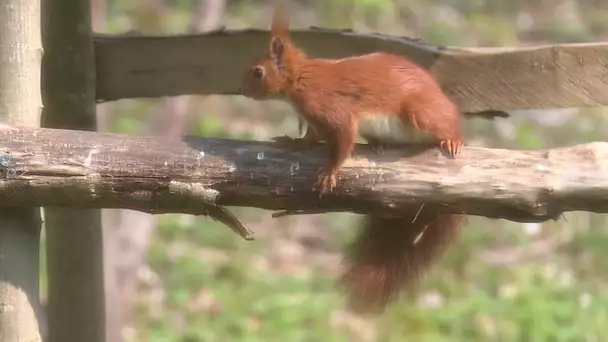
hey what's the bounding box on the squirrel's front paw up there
[313,168,337,198]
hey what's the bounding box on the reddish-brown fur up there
[342,209,464,312]
[240,7,483,313]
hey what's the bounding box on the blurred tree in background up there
[41,0,608,341]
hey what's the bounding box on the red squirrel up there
[240,8,499,313]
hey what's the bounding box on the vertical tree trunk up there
[0,0,44,341]
[41,0,105,341]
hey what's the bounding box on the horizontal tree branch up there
[94,28,608,112]
[0,124,607,227]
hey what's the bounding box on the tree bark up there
[0,0,44,341]
[0,124,606,224]
[41,0,105,341]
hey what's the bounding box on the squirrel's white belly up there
[358,114,432,143]
[294,111,433,143]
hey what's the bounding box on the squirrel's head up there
[240,5,304,100]
[240,57,286,100]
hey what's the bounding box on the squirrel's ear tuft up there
[268,2,305,72]
[270,2,290,38]
[269,36,285,68]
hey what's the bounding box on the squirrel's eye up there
[252,67,264,79]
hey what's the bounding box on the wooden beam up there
[41,0,105,341]
[94,28,608,112]
[0,0,44,341]
[0,124,607,226]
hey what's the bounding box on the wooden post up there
[41,0,106,341]
[0,0,44,341]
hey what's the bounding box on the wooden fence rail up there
[94,29,608,112]
[1,124,607,230]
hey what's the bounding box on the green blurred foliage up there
[74,0,608,341]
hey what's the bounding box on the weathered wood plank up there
[94,28,608,112]
[0,124,607,224]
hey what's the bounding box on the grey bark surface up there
[94,29,608,112]
[0,0,44,341]
[0,124,606,224]
[41,0,106,341]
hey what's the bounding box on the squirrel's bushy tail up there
[339,206,463,313]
